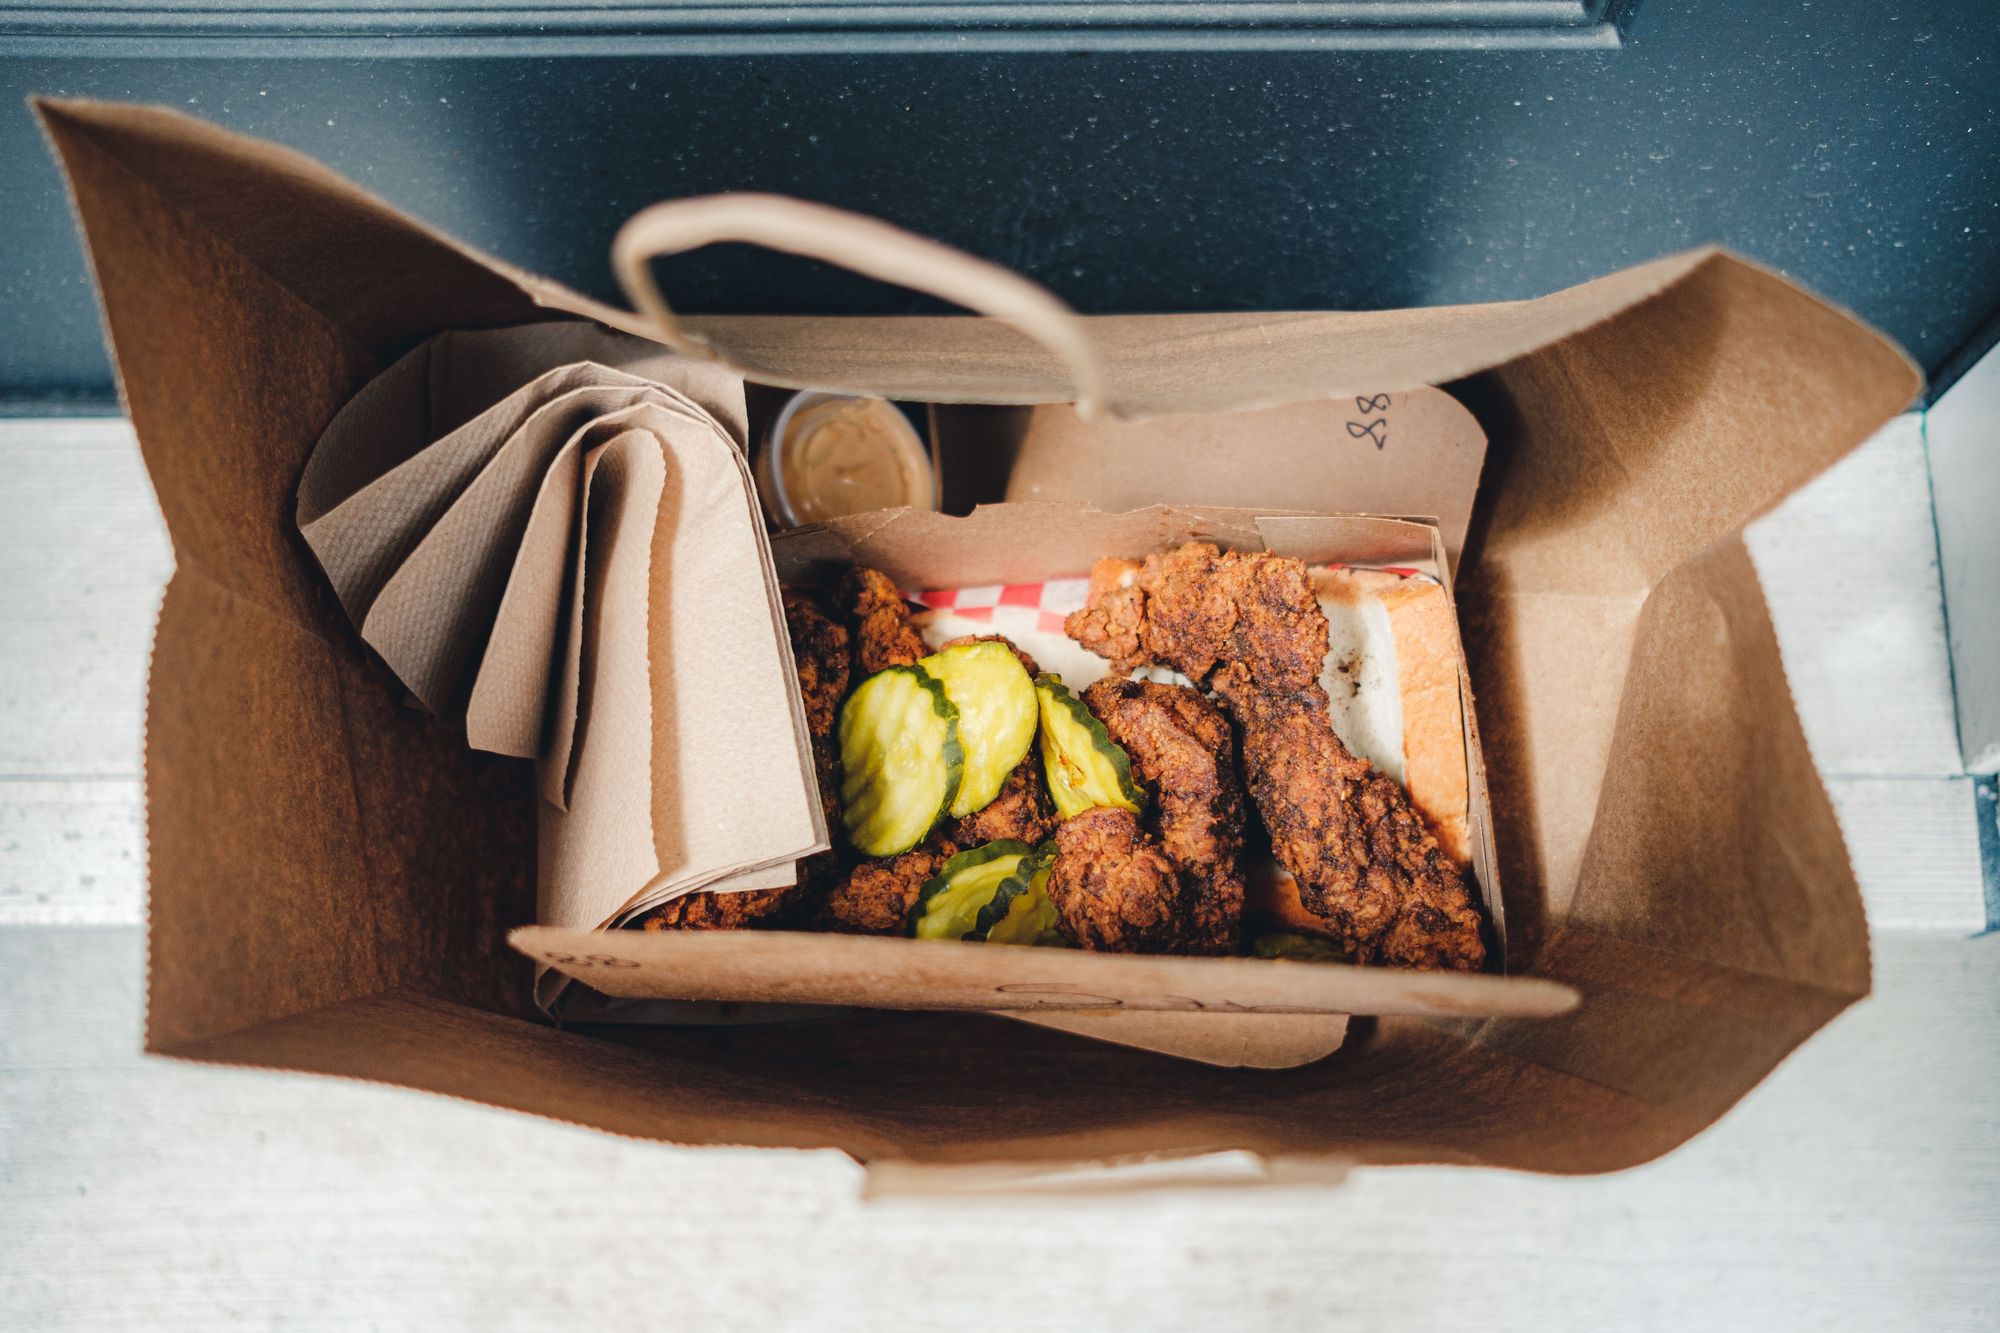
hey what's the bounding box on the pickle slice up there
[918,641,1039,818]
[1250,932,1353,963]
[980,841,1064,946]
[1033,674,1145,820]
[911,840,1036,941]
[838,665,964,857]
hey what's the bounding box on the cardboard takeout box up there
[41,97,1918,1175]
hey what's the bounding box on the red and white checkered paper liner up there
[912,564,1428,639]
[913,577,1095,641]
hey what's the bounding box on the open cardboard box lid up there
[39,96,1919,1176]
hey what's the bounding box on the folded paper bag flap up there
[1569,540,1870,994]
[1463,540,1871,1150]
[1446,254,1916,957]
[1467,251,1922,602]
[642,254,1719,421]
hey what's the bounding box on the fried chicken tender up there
[1045,808,1208,954]
[1215,663,1485,971]
[840,566,926,673]
[1081,678,1245,953]
[818,841,953,935]
[638,592,849,933]
[784,589,851,744]
[781,590,851,834]
[639,883,802,932]
[1068,541,1486,971]
[1065,543,1325,692]
[947,752,1057,847]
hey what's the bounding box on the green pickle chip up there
[912,839,1066,946]
[1250,931,1352,963]
[912,840,1034,941]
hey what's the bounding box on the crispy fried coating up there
[783,590,851,743]
[1045,808,1208,954]
[840,566,926,673]
[818,841,953,935]
[1069,541,1486,971]
[1065,543,1325,692]
[783,590,850,831]
[1081,677,1245,953]
[947,752,1057,848]
[638,883,802,932]
[1214,663,1485,971]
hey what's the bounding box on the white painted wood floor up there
[2,415,1994,1331]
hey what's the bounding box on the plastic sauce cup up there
[755,391,936,529]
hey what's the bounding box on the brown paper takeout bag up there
[41,96,1918,1176]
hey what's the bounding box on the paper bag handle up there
[612,193,1110,419]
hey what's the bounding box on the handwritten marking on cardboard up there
[1346,394,1392,450]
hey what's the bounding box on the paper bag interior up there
[40,96,1918,1173]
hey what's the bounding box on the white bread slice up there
[1312,567,1471,867]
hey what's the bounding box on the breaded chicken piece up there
[840,566,926,673]
[783,590,851,830]
[640,591,849,934]
[1214,663,1484,971]
[1065,543,1325,692]
[819,841,954,935]
[1045,808,1207,954]
[1068,541,1485,971]
[784,589,851,744]
[1081,677,1245,953]
[947,752,1057,848]
[638,883,801,932]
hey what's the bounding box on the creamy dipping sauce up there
[757,392,934,528]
